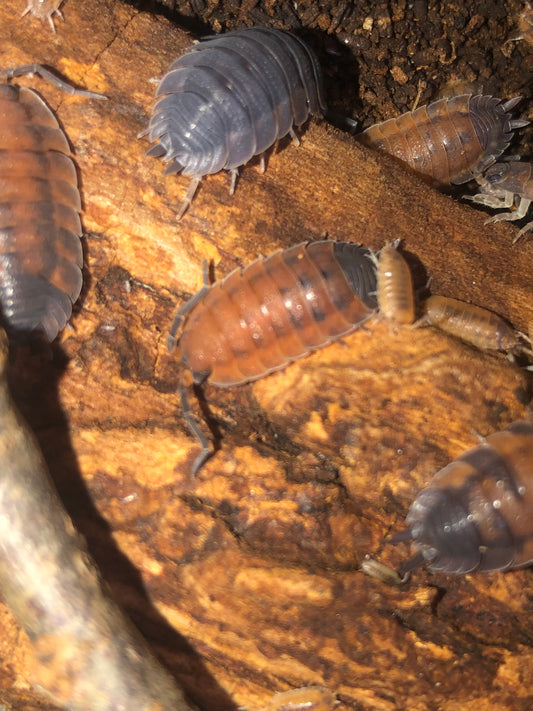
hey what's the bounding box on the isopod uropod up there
[169,240,378,472]
[395,420,533,574]
[421,295,522,354]
[360,95,527,186]
[0,65,104,340]
[21,0,64,32]
[466,161,533,242]
[144,27,326,218]
[376,241,415,326]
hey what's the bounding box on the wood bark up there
[0,1,532,709]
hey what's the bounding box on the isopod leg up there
[0,64,106,99]
[179,379,213,476]
[229,169,239,196]
[176,176,201,219]
[464,191,515,209]
[514,220,533,243]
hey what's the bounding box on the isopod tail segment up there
[390,420,533,575]
[0,64,107,100]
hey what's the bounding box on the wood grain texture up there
[0,1,532,710]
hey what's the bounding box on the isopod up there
[144,27,326,218]
[21,0,64,32]
[376,241,415,326]
[421,295,522,354]
[169,240,378,472]
[394,420,533,574]
[466,161,533,242]
[0,64,105,340]
[360,95,528,186]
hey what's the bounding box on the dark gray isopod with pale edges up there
[144,27,326,218]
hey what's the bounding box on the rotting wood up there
[1,1,532,710]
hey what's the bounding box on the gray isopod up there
[143,27,326,218]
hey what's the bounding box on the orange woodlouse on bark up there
[0,64,105,340]
[466,161,533,242]
[420,295,527,355]
[21,0,64,32]
[168,240,378,473]
[375,241,415,326]
[360,95,528,187]
[393,420,533,574]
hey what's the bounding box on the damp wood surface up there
[0,1,533,710]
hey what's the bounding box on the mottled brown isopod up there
[360,95,527,186]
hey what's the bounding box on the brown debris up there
[1,1,533,710]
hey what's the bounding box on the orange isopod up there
[170,240,378,386]
[169,240,378,472]
[421,295,521,353]
[395,420,533,574]
[360,95,527,186]
[0,64,104,340]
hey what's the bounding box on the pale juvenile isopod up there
[394,420,533,574]
[420,295,524,354]
[376,241,415,326]
[144,27,326,218]
[21,0,64,32]
[169,240,378,472]
[360,95,527,186]
[466,161,533,242]
[0,64,105,340]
